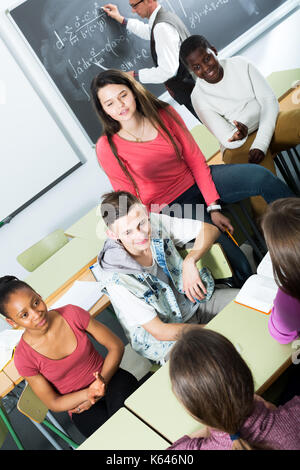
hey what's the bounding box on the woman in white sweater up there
[180,35,300,216]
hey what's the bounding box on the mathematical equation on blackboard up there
[160,0,234,29]
[49,2,150,102]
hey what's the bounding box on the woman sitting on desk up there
[0,276,138,438]
[90,69,294,287]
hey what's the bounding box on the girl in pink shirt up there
[168,327,300,450]
[90,70,293,287]
[0,276,138,438]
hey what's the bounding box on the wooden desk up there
[125,301,295,443]
[77,408,169,450]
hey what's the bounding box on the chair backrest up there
[190,125,219,162]
[178,243,232,280]
[0,402,8,448]
[17,229,69,272]
[17,384,48,424]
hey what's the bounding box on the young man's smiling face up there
[185,46,224,84]
[109,204,151,255]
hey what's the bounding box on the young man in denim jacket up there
[96,191,238,364]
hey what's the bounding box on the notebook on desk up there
[49,280,104,311]
[234,252,278,315]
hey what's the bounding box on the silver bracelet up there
[207,204,222,213]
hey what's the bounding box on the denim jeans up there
[164,164,294,286]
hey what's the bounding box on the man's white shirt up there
[126,4,181,83]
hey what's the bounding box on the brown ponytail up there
[169,327,274,450]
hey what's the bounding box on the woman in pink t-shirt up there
[0,276,138,438]
[90,70,293,287]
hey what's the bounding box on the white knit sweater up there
[191,56,279,155]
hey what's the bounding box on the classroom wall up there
[0,2,299,280]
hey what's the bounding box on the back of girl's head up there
[90,69,168,135]
[180,35,214,66]
[0,276,31,318]
[261,197,300,301]
[169,327,261,450]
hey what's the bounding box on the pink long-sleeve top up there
[96,106,220,212]
[168,397,300,450]
[268,288,300,344]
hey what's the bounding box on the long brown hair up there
[90,69,184,198]
[261,197,300,301]
[169,327,273,450]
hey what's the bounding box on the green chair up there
[190,124,220,161]
[178,242,233,282]
[17,229,69,272]
[17,383,78,450]
[0,399,24,450]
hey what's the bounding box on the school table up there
[77,408,169,450]
[124,301,296,444]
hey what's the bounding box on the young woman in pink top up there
[0,276,138,438]
[90,70,293,287]
[168,327,300,450]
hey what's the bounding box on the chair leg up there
[43,420,78,449]
[28,418,64,450]
[238,201,267,253]
[44,412,78,449]
[0,406,24,450]
[223,204,265,261]
[274,152,300,196]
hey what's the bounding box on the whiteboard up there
[0,35,83,222]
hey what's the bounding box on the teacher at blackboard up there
[102,1,197,118]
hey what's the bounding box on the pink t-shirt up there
[14,305,104,395]
[96,106,220,211]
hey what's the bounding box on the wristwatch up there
[207,204,222,213]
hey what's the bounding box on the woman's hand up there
[210,211,234,233]
[254,394,277,410]
[182,258,207,303]
[69,400,93,414]
[88,372,106,405]
[228,121,248,142]
[189,426,210,439]
[248,148,265,164]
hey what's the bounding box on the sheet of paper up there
[0,329,23,370]
[90,263,102,281]
[257,252,274,279]
[50,280,104,311]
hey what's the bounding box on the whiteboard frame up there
[3,2,91,151]
[4,0,300,147]
[0,29,84,225]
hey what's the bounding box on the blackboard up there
[8,0,292,144]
